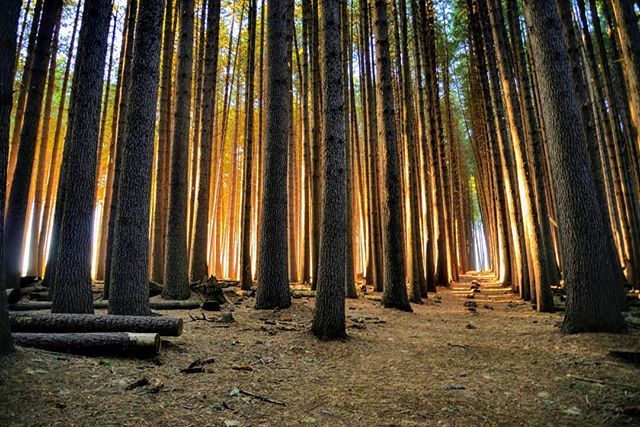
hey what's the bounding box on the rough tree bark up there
[189,0,221,283]
[51,0,111,314]
[109,0,165,316]
[373,0,411,312]
[0,0,22,355]
[163,0,195,300]
[255,0,293,310]
[522,0,625,333]
[240,0,257,291]
[151,0,176,284]
[312,0,347,340]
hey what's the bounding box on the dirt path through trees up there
[1,283,639,426]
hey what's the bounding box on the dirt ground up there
[1,277,639,427]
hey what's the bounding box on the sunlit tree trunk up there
[6,0,63,290]
[240,0,256,290]
[190,0,221,283]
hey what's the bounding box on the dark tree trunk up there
[104,0,139,299]
[51,0,111,314]
[312,0,347,340]
[40,0,82,292]
[373,0,411,312]
[342,0,357,300]
[151,0,176,284]
[240,0,257,290]
[0,0,22,355]
[522,0,625,333]
[255,0,293,310]
[5,0,63,290]
[109,0,165,316]
[162,0,195,300]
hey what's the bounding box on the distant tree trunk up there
[0,0,22,355]
[312,0,347,339]
[310,0,322,291]
[342,0,357,300]
[400,0,425,302]
[13,0,33,82]
[609,0,640,145]
[51,0,111,314]
[92,12,118,283]
[162,0,195,300]
[255,0,293,310]
[240,0,257,290]
[522,0,625,333]
[5,0,63,290]
[151,0,176,284]
[373,0,411,312]
[190,0,220,283]
[8,0,43,190]
[27,9,62,277]
[109,0,165,316]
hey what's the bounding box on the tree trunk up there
[26,10,62,277]
[5,0,63,290]
[151,0,176,284]
[190,0,221,283]
[8,0,43,190]
[312,0,347,340]
[240,0,257,290]
[522,0,625,333]
[109,0,165,316]
[0,0,22,355]
[104,0,139,299]
[51,0,111,314]
[609,0,640,145]
[255,0,293,310]
[373,0,411,312]
[39,0,81,291]
[163,0,195,300]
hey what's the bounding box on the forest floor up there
[1,274,639,427]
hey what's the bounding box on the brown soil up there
[1,277,639,426]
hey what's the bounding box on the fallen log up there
[291,290,315,298]
[10,313,183,336]
[12,332,161,357]
[9,300,200,311]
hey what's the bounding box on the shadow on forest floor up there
[1,276,639,426]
